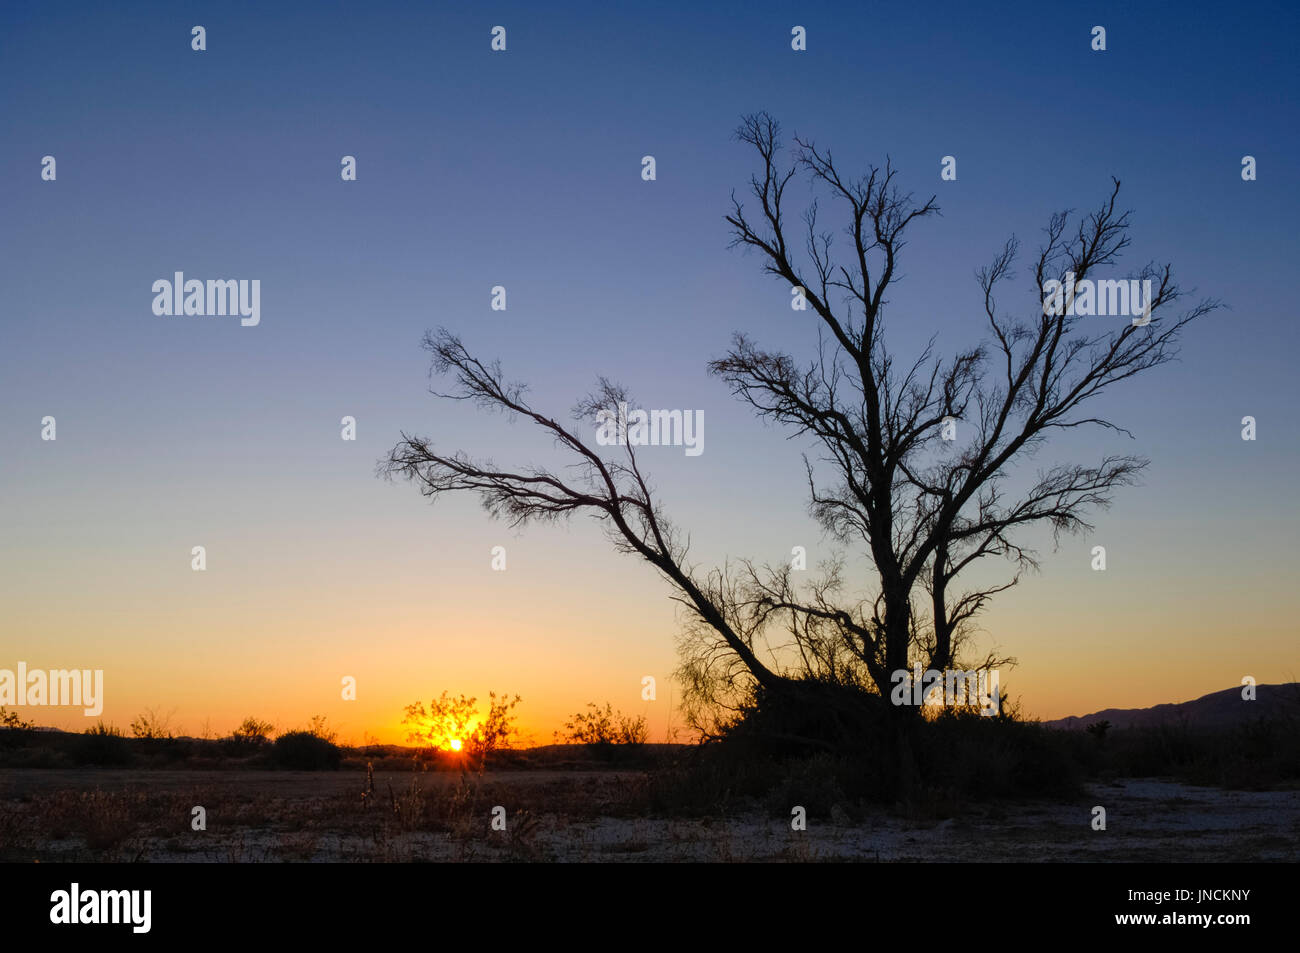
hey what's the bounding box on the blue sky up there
[1,0,1296,736]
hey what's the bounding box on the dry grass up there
[0,768,1295,863]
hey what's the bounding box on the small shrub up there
[404,691,523,766]
[229,716,274,748]
[270,731,342,770]
[73,722,131,766]
[129,707,174,740]
[1,707,35,730]
[556,702,648,749]
[0,707,36,752]
[304,714,337,743]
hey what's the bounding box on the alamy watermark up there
[1042,272,1152,325]
[890,664,1000,716]
[50,883,151,934]
[595,402,704,456]
[152,272,260,326]
[0,662,103,716]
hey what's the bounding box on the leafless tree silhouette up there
[384,112,1217,740]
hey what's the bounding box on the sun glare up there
[448,738,463,752]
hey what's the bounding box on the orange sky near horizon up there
[6,480,1296,745]
[5,387,1297,744]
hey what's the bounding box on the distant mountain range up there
[1044,683,1300,731]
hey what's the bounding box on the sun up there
[448,738,462,752]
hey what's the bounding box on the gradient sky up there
[2,0,1297,743]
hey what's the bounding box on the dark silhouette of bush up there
[651,683,1092,812]
[1086,719,1111,742]
[1097,715,1300,789]
[403,691,523,768]
[556,696,647,743]
[72,722,132,766]
[129,707,174,740]
[0,708,37,753]
[270,730,342,770]
[220,716,275,757]
[1,707,35,730]
[556,702,648,761]
[230,716,274,746]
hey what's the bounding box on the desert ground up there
[1,768,1295,862]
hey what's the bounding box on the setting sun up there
[448,739,462,752]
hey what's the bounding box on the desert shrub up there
[668,682,1300,814]
[228,716,274,749]
[648,745,814,817]
[556,702,648,749]
[404,691,523,765]
[405,692,477,752]
[657,679,1090,811]
[72,721,132,766]
[304,714,337,743]
[0,707,36,751]
[469,693,523,759]
[129,707,175,740]
[1099,715,1300,788]
[910,708,1086,801]
[760,752,855,818]
[0,707,35,730]
[269,731,342,770]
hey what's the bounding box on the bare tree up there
[384,112,1217,737]
[384,353,786,698]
